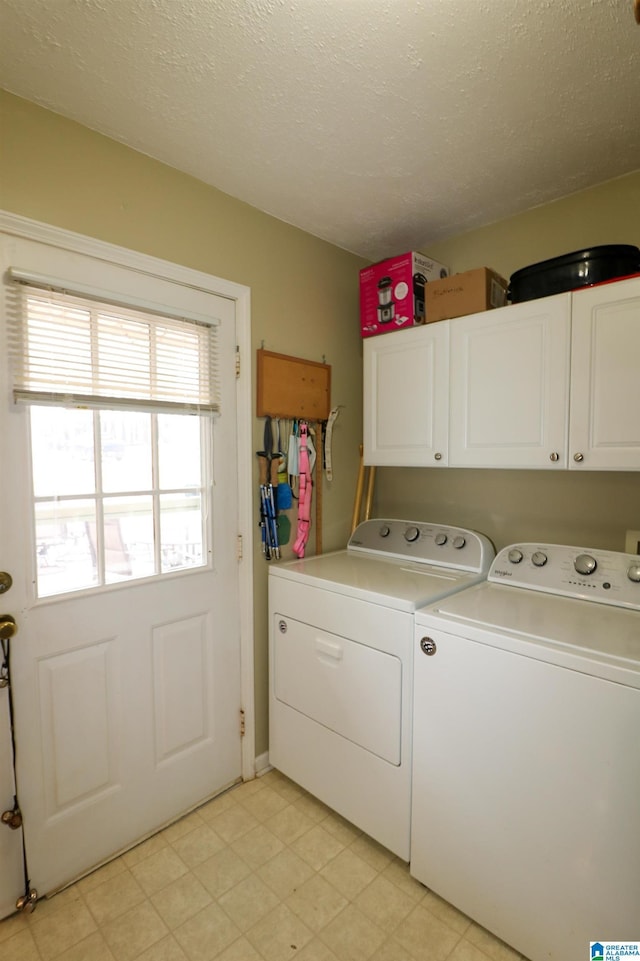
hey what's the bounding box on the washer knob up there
[508,549,523,564]
[434,532,447,546]
[574,553,597,576]
[531,551,548,567]
[627,564,640,583]
[404,526,420,543]
[452,536,466,549]
[379,525,391,538]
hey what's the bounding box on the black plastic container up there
[508,245,640,303]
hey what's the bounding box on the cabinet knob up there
[549,452,559,462]
[434,452,442,461]
[573,452,584,463]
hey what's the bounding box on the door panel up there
[363,323,450,467]
[0,229,243,904]
[449,295,570,468]
[152,614,210,761]
[569,276,640,469]
[38,640,118,813]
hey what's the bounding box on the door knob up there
[1,807,23,829]
[0,615,17,640]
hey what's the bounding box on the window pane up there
[158,414,202,490]
[100,410,152,492]
[160,493,204,572]
[31,406,95,497]
[103,496,155,583]
[36,499,97,596]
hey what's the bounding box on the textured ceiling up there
[0,0,639,261]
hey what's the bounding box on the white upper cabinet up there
[448,295,571,468]
[569,275,640,470]
[363,322,449,467]
[362,275,640,470]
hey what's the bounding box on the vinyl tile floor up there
[0,770,530,961]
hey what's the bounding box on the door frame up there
[0,210,256,780]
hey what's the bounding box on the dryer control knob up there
[434,533,447,546]
[531,551,548,567]
[452,536,466,549]
[574,553,597,576]
[627,564,640,583]
[379,525,391,538]
[508,549,523,564]
[404,527,420,543]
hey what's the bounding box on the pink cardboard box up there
[359,251,449,337]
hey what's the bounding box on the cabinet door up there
[449,295,570,468]
[363,324,449,467]
[569,276,640,470]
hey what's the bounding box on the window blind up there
[8,277,221,415]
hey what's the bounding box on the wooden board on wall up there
[256,349,331,420]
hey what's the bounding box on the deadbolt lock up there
[0,572,12,595]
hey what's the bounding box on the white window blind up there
[8,275,221,414]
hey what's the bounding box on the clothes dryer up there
[269,518,494,860]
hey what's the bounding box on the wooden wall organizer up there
[256,349,331,419]
[256,348,331,555]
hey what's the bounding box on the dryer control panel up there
[489,543,640,610]
[348,519,494,573]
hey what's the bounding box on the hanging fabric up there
[257,417,280,560]
[292,422,313,558]
[275,418,293,511]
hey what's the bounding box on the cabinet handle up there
[573,452,584,463]
[434,452,442,461]
[549,452,559,462]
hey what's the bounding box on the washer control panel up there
[348,519,494,573]
[489,543,640,610]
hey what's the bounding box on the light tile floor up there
[0,770,529,961]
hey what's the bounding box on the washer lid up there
[416,581,640,685]
[269,549,487,612]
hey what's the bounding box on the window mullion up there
[94,410,106,586]
[151,413,162,576]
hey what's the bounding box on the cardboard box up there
[425,267,508,323]
[359,251,449,337]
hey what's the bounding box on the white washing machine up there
[411,543,640,961]
[268,518,495,860]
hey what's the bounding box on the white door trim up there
[0,210,256,780]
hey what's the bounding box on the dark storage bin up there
[508,245,640,303]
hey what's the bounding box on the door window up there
[31,406,209,597]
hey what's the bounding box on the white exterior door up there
[0,220,249,911]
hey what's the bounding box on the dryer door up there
[273,617,402,765]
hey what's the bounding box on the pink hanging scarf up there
[292,422,312,558]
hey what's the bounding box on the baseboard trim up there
[254,752,272,777]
